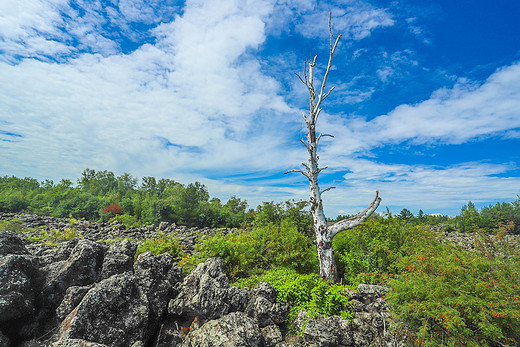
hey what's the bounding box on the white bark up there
[285,15,382,283]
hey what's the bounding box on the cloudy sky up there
[1,0,519,217]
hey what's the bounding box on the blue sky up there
[1,0,519,217]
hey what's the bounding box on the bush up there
[0,218,24,233]
[333,215,411,285]
[101,203,122,216]
[386,227,520,346]
[184,220,317,279]
[28,227,82,246]
[234,267,352,330]
[110,213,142,228]
[136,232,184,261]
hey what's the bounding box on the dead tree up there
[285,16,381,283]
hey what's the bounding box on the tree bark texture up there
[285,16,382,283]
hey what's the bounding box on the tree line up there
[1,169,519,234]
[0,169,312,230]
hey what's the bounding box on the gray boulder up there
[55,285,93,321]
[0,232,38,329]
[0,231,30,257]
[261,325,283,347]
[180,311,264,347]
[50,339,110,347]
[0,330,10,347]
[55,273,150,347]
[354,284,389,301]
[40,239,107,308]
[55,252,181,347]
[168,258,231,321]
[134,252,182,337]
[0,254,37,321]
[100,238,137,279]
[245,282,286,328]
[293,310,353,347]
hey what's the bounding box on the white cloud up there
[317,61,520,161]
[294,1,394,40]
[319,159,520,216]
[0,0,300,185]
[372,62,520,145]
[0,0,518,216]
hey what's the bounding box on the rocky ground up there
[0,212,404,347]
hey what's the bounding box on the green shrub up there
[333,215,411,285]
[0,218,24,233]
[136,232,184,260]
[185,220,317,279]
[234,267,352,331]
[28,227,82,246]
[386,227,520,346]
[109,213,142,228]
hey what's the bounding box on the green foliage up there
[109,213,142,228]
[386,227,520,346]
[456,200,520,234]
[185,220,317,279]
[234,267,353,330]
[0,218,24,233]
[458,201,481,233]
[28,227,82,246]
[0,170,251,229]
[333,215,411,285]
[250,200,313,237]
[398,208,414,220]
[135,232,184,261]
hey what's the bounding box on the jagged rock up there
[56,285,93,321]
[261,324,283,347]
[40,239,107,308]
[0,213,408,347]
[168,258,231,321]
[0,231,30,257]
[355,284,389,299]
[228,285,251,312]
[180,311,264,347]
[0,232,38,341]
[100,238,137,279]
[32,239,80,268]
[0,330,11,347]
[134,252,183,337]
[245,282,287,328]
[55,252,180,347]
[49,339,110,347]
[153,315,184,347]
[293,310,353,347]
[19,340,46,347]
[55,273,150,347]
[0,254,37,322]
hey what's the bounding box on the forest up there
[1,169,520,346]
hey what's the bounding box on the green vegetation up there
[28,227,82,246]
[0,217,24,233]
[2,171,520,345]
[182,220,317,279]
[387,226,520,346]
[0,170,249,228]
[135,232,185,260]
[234,267,352,331]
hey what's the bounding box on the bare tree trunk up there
[285,15,382,283]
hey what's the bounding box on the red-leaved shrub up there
[101,203,122,215]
